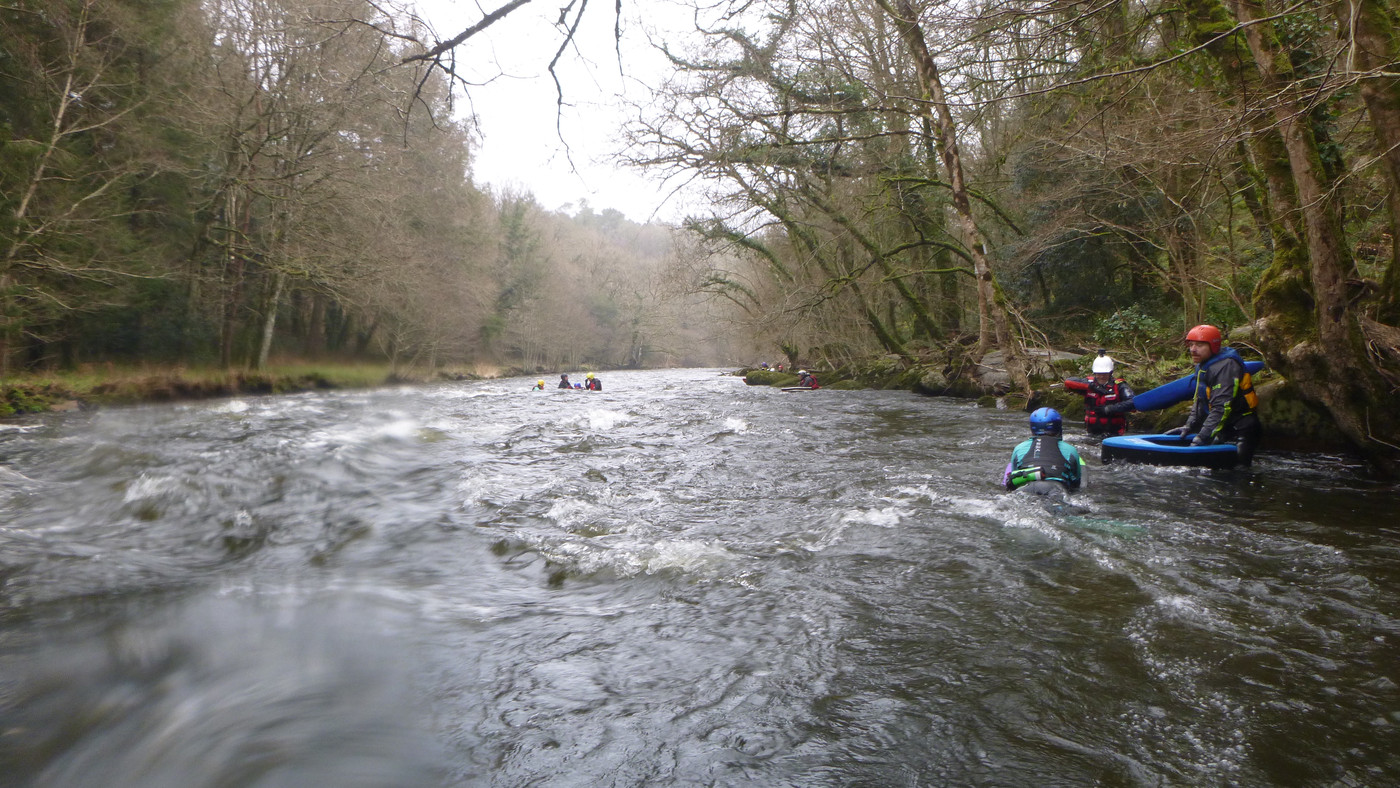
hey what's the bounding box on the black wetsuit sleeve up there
[1104,381,1135,414]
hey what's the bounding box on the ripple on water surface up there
[0,368,1397,786]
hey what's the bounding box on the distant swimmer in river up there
[1003,408,1086,504]
[558,374,572,389]
[532,380,545,390]
[585,372,602,391]
[796,369,819,389]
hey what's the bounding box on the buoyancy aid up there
[1064,377,1131,434]
[1082,379,1129,433]
[1192,348,1259,437]
[1014,436,1071,485]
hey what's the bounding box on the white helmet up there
[1091,354,1115,374]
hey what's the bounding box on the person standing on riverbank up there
[1004,408,1085,500]
[1167,324,1261,465]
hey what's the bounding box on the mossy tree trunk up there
[1228,0,1400,473]
[879,0,1031,396]
[1336,0,1400,323]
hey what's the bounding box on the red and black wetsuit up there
[1063,377,1135,436]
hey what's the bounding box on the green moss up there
[0,363,398,415]
[741,369,789,386]
[1253,379,1339,447]
[0,382,76,416]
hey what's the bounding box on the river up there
[1,367,1397,787]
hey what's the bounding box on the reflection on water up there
[1,369,1397,786]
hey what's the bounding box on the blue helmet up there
[1029,407,1062,435]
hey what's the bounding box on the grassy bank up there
[0,362,477,417]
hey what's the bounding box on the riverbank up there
[0,363,502,418]
[739,349,1348,456]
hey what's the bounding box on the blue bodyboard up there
[1131,360,1264,412]
[1101,434,1240,469]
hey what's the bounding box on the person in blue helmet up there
[1003,407,1086,500]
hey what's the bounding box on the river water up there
[1,368,1396,787]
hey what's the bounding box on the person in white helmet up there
[796,369,819,389]
[1063,350,1135,436]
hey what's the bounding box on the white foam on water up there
[1153,594,1235,634]
[892,483,951,506]
[123,473,180,503]
[794,519,853,553]
[543,535,736,580]
[305,414,422,450]
[983,494,1069,538]
[840,505,906,529]
[210,400,250,414]
[546,497,601,525]
[575,408,632,431]
[636,538,735,575]
[946,493,1028,526]
[426,386,502,401]
[721,417,749,433]
[457,471,527,508]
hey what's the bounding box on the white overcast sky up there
[408,0,700,224]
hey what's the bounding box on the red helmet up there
[1185,324,1222,354]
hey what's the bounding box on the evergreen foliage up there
[0,0,707,378]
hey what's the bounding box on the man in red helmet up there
[1166,324,1261,464]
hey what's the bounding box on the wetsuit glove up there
[1190,435,1209,447]
[1103,400,1132,415]
[1164,426,1188,436]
